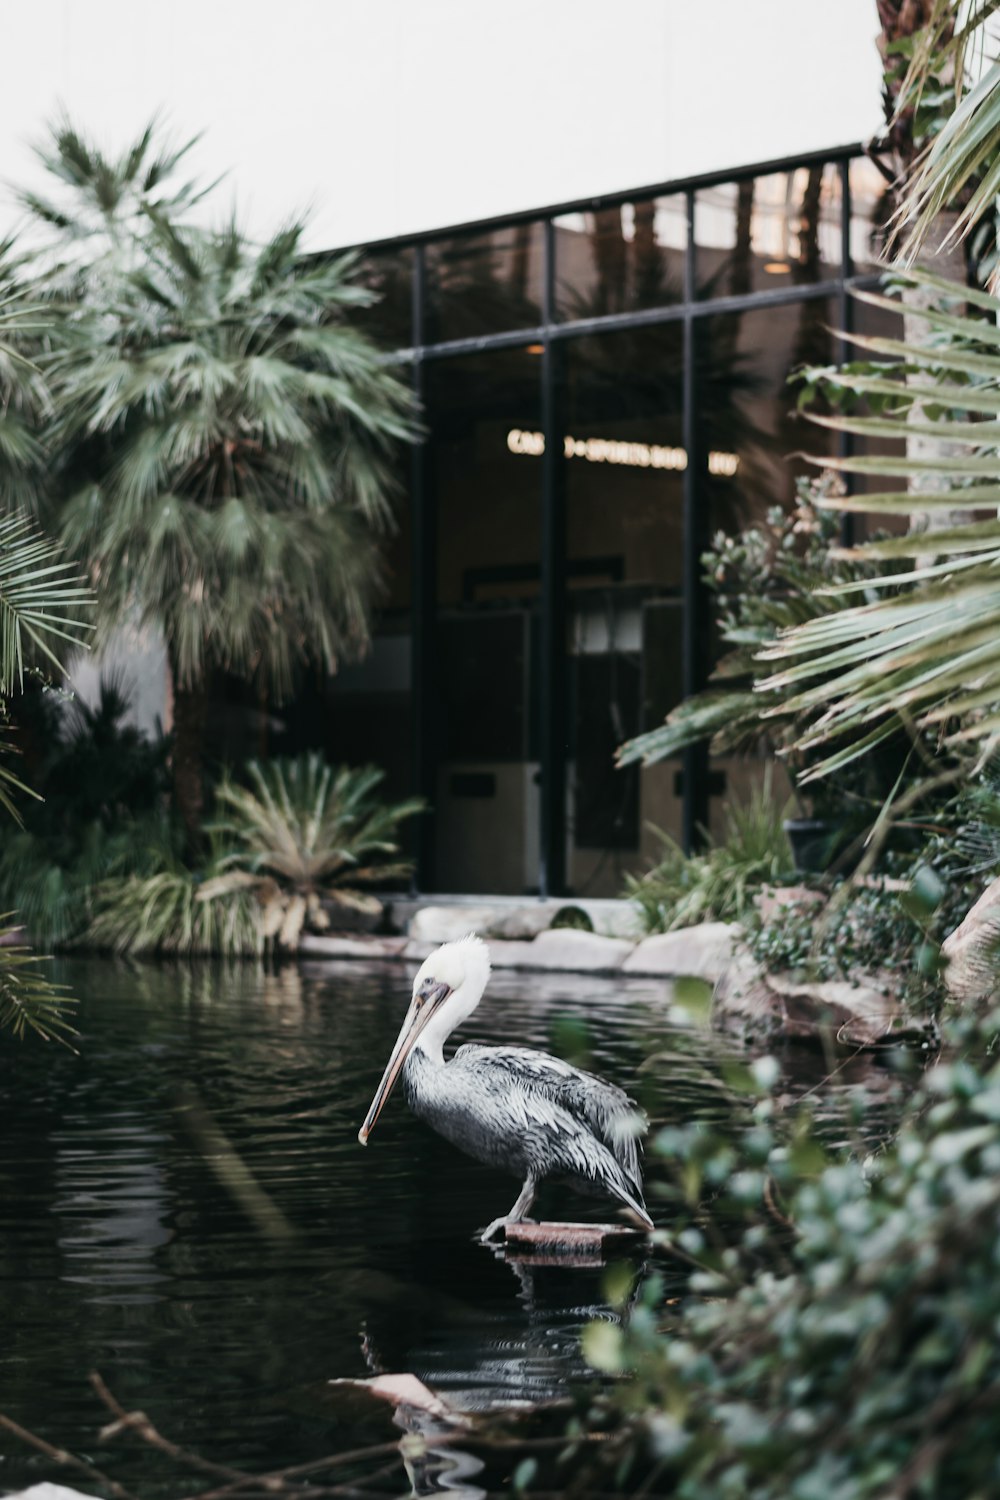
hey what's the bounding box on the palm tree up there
[26,123,416,840]
[18,114,211,291]
[881,0,1000,270]
[0,280,91,1040]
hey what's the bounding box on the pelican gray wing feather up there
[451,1043,647,1207]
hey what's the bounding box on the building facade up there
[303,146,899,898]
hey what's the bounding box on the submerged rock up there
[713,957,897,1046]
[8,1488,102,1500]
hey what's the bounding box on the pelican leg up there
[480,1176,537,1244]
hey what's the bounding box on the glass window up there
[695,165,844,298]
[698,298,838,536]
[849,155,894,274]
[560,325,685,894]
[553,196,686,319]
[696,300,838,838]
[354,247,414,351]
[424,224,544,344]
[424,347,542,892]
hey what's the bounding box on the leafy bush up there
[565,1003,1000,1498]
[80,754,424,956]
[619,477,922,813]
[0,678,171,947]
[625,776,792,933]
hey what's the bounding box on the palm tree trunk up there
[171,669,208,847]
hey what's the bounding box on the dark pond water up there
[0,956,903,1498]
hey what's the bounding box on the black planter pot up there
[783,817,838,876]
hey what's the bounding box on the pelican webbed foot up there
[478,1214,537,1245]
[479,1177,539,1243]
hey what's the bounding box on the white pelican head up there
[358,934,491,1144]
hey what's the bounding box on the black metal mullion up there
[539,220,567,897]
[681,190,709,852]
[838,157,856,549]
[340,143,863,257]
[409,244,436,892]
[404,274,881,366]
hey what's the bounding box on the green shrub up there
[565,1004,1000,1498]
[80,754,424,956]
[0,678,172,947]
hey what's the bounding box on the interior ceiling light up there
[763,260,790,274]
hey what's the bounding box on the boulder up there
[525,929,633,972]
[408,905,505,943]
[622,922,742,981]
[941,874,1000,1004]
[488,904,563,940]
[298,934,409,959]
[713,958,897,1046]
[405,930,632,973]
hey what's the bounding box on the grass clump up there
[625,775,793,933]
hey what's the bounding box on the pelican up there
[358,934,653,1241]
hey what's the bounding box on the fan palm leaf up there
[758,269,1000,779]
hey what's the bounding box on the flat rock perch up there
[501,1220,649,1258]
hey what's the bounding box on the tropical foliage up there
[565,998,1000,1499]
[73,753,422,957]
[22,118,415,839]
[0,678,170,947]
[0,921,75,1042]
[0,276,91,1040]
[203,756,424,949]
[85,859,264,959]
[758,269,1000,783]
[617,474,926,843]
[887,0,1000,271]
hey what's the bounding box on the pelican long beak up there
[358,981,452,1144]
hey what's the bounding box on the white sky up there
[0,1,884,248]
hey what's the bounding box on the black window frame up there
[348,145,879,896]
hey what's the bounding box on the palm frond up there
[0,919,76,1043]
[763,269,1000,776]
[0,511,92,691]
